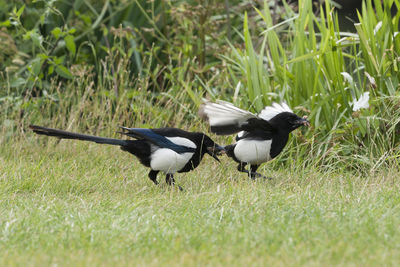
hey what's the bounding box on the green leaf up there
[64,35,76,56]
[48,65,54,75]
[37,53,49,60]
[79,13,92,25]
[24,30,43,48]
[29,57,43,77]
[51,27,62,39]
[55,65,73,79]
[40,14,45,25]
[10,77,26,88]
[53,56,65,65]
[16,4,25,18]
[0,20,11,27]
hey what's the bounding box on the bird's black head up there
[269,112,310,133]
[198,134,225,162]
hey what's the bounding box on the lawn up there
[2,0,400,265]
[1,140,400,266]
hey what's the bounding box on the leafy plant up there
[222,0,400,170]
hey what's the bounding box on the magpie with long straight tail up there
[199,100,309,179]
[29,125,224,190]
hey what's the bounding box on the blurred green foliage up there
[0,0,249,94]
[1,0,399,171]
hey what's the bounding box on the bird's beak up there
[206,145,225,162]
[296,116,310,127]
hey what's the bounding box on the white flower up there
[341,72,353,84]
[365,72,377,89]
[351,92,370,111]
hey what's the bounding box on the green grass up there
[2,0,400,265]
[225,0,400,163]
[1,140,400,266]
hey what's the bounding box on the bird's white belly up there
[234,139,272,164]
[150,148,194,173]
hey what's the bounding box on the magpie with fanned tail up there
[199,101,309,179]
[29,125,224,190]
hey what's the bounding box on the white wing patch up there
[237,131,246,139]
[234,139,272,165]
[258,102,293,121]
[199,100,256,127]
[165,137,196,149]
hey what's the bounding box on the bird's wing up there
[258,102,293,121]
[235,129,274,141]
[118,127,196,153]
[199,100,274,135]
[236,131,246,141]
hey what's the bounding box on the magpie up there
[29,125,224,189]
[199,101,309,179]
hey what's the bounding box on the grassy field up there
[1,139,400,266]
[2,0,400,265]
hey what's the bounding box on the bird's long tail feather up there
[29,125,128,146]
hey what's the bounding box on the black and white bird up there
[29,125,224,189]
[199,101,309,179]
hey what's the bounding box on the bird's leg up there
[165,174,183,191]
[165,173,174,186]
[249,164,259,180]
[250,165,272,180]
[148,170,159,185]
[237,162,250,176]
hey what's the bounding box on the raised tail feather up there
[29,125,128,146]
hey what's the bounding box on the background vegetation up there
[1,0,399,171]
[1,0,400,265]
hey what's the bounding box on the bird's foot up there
[168,183,184,191]
[166,174,183,191]
[250,172,272,181]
